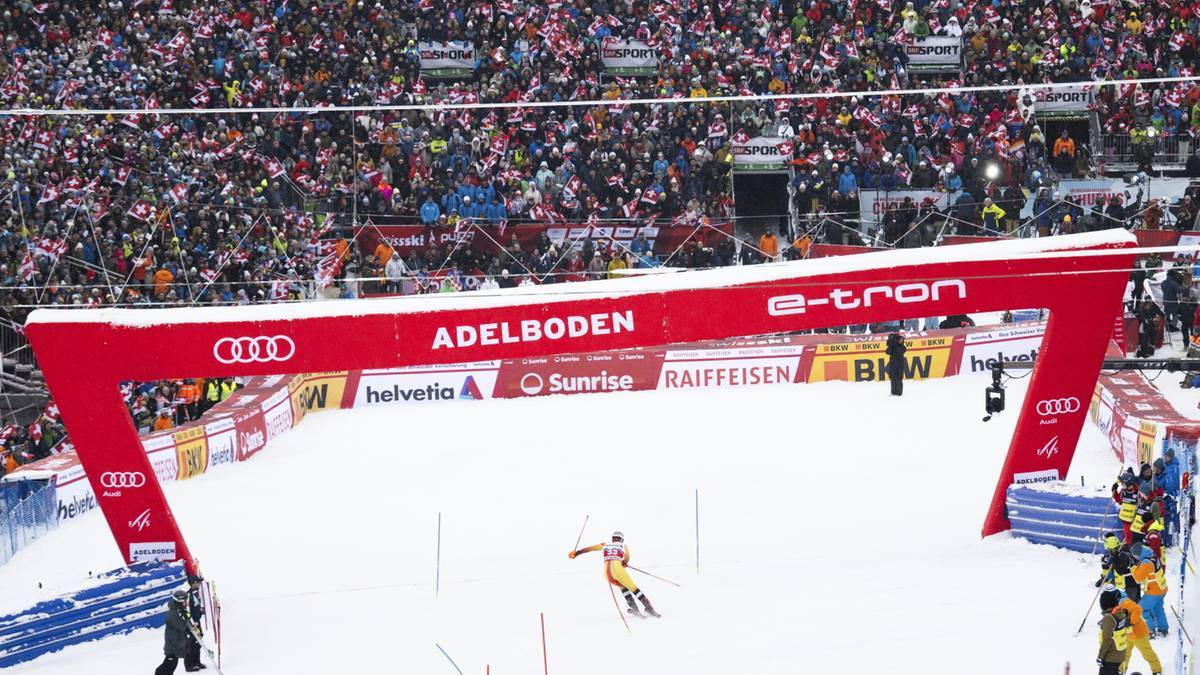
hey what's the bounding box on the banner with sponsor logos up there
[22,230,1139,566]
[858,189,949,226]
[731,137,789,172]
[1054,178,1191,216]
[418,41,475,78]
[807,334,961,383]
[353,362,497,405]
[600,38,658,75]
[904,36,962,68]
[353,222,734,261]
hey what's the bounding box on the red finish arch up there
[25,230,1137,568]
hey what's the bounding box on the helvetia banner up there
[418,41,475,78]
[600,38,658,75]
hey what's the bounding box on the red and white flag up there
[114,165,132,185]
[167,184,189,203]
[127,199,154,222]
[33,129,52,151]
[37,183,60,205]
[261,155,286,179]
[19,250,35,281]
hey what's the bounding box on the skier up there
[1097,586,1130,675]
[1096,536,1140,603]
[184,575,207,671]
[569,531,660,617]
[154,587,191,675]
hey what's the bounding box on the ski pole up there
[1171,604,1195,646]
[627,565,681,587]
[572,515,589,553]
[607,582,631,633]
[1074,583,1104,636]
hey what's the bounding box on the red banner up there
[493,351,664,398]
[807,243,884,258]
[354,222,734,258]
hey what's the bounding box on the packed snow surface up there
[3,372,1175,675]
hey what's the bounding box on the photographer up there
[885,332,907,397]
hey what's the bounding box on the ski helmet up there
[1099,585,1120,611]
[1103,533,1120,551]
[612,531,624,541]
[172,586,188,602]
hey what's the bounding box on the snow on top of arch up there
[26,230,1136,328]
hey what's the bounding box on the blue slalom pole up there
[436,512,442,598]
[695,488,700,573]
[435,643,464,675]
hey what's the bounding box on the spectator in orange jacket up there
[1053,130,1076,173]
[759,229,779,261]
[152,408,175,432]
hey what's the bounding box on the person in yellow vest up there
[219,377,238,402]
[1130,492,1165,546]
[1098,586,1130,675]
[569,531,659,617]
[1131,544,1170,638]
[1112,469,1139,543]
[202,378,222,414]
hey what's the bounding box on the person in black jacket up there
[1135,298,1165,358]
[885,332,907,396]
[184,576,207,671]
[155,587,191,675]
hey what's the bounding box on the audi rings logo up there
[519,373,545,396]
[1036,398,1080,416]
[213,336,296,364]
[100,472,146,488]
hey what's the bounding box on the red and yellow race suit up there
[577,541,639,593]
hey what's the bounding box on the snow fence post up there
[435,643,463,675]
[695,488,700,574]
[436,512,442,598]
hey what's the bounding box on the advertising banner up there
[600,38,658,75]
[960,323,1045,375]
[904,36,962,67]
[1033,85,1094,114]
[354,362,499,406]
[173,426,209,481]
[204,418,237,471]
[1056,178,1191,216]
[235,411,268,462]
[731,137,788,172]
[354,222,733,260]
[289,372,349,424]
[496,352,662,398]
[807,334,959,383]
[858,189,949,225]
[658,344,805,389]
[418,41,475,78]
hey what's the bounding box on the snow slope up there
[0,372,1177,675]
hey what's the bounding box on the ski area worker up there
[1131,544,1169,638]
[184,575,207,671]
[1096,535,1140,603]
[1113,470,1139,543]
[885,332,907,396]
[154,586,191,675]
[1114,578,1162,675]
[1130,493,1164,545]
[569,531,659,617]
[1097,586,1131,675]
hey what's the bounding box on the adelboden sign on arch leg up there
[26,230,1136,570]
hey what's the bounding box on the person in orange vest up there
[153,408,175,432]
[568,531,660,618]
[1112,576,1162,675]
[1131,543,1169,638]
[758,228,779,261]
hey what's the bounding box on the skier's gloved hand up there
[1094,578,1103,588]
[568,550,577,559]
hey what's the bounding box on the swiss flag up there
[167,183,189,203]
[127,199,154,222]
[261,155,286,179]
[640,188,659,205]
[37,183,60,205]
[121,113,144,129]
[731,128,750,145]
[33,129,52,151]
[19,251,35,281]
[490,133,510,156]
[114,165,132,185]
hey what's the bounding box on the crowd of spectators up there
[3,0,1200,468]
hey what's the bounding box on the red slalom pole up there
[540,612,549,675]
[607,583,631,633]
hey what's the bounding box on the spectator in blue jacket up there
[1159,450,1182,543]
[420,196,441,225]
[838,165,858,195]
[630,232,653,267]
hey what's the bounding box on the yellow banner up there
[808,336,955,383]
[173,426,209,481]
[289,372,348,424]
[1137,420,1158,467]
